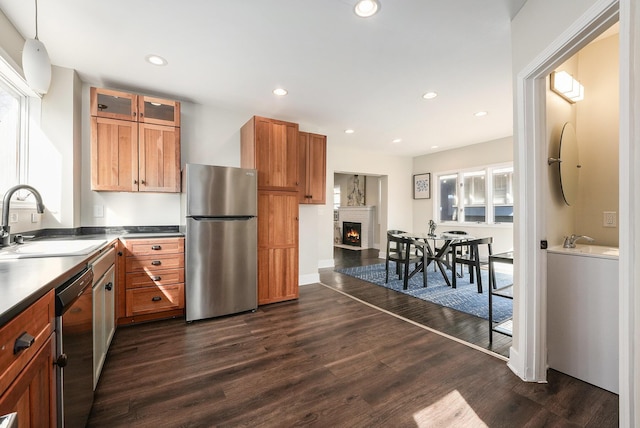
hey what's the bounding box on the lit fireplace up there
[342,221,362,247]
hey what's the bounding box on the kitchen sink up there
[0,239,107,259]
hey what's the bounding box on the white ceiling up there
[0,0,527,157]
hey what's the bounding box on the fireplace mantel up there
[337,206,376,249]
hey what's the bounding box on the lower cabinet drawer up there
[125,269,184,289]
[125,254,184,273]
[125,284,184,317]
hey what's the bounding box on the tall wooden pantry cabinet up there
[241,116,300,305]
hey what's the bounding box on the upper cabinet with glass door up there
[138,95,180,127]
[90,87,138,121]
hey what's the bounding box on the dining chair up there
[450,237,493,292]
[385,234,427,290]
[386,230,406,276]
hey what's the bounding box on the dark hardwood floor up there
[324,247,513,357]
[88,282,618,427]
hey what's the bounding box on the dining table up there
[394,231,474,287]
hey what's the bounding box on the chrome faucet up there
[563,234,595,248]
[1,185,45,247]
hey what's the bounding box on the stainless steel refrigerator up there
[183,163,257,322]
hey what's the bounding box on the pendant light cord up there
[34,0,39,40]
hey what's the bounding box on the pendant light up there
[22,0,51,94]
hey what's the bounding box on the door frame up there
[513,0,639,424]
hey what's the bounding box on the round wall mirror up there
[558,122,580,205]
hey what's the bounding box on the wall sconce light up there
[550,71,584,104]
[22,0,51,94]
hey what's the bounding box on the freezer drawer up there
[186,217,257,321]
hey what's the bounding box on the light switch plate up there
[9,213,18,223]
[93,205,104,218]
[603,211,617,227]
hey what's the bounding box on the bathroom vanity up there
[547,244,619,393]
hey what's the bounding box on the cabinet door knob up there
[105,282,113,291]
[133,180,138,184]
[151,260,161,266]
[141,180,146,185]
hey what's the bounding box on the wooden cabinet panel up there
[138,95,180,127]
[90,87,137,121]
[299,132,326,204]
[91,117,138,191]
[138,123,181,192]
[125,253,185,273]
[242,116,299,191]
[125,284,184,317]
[125,269,184,289]
[124,238,185,255]
[0,291,54,397]
[257,191,298,305]
[119,237,185,325]
[0,335,55,428]
[0,291,55,427]
[90,87,181,193]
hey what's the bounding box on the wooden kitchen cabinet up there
[257,191,299,304]
[298,131,326,204]
[90,87,181,193]
[118,237,185,324]
[241,115,300,305]
[0,290,56,427]
[241,116,300,191]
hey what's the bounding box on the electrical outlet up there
[31,213,39,223]
[9,213,18,223]
[603,211,617,228]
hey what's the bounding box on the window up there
[0,81,23,190]
[492,167,514,223]
[438,174,458,221]
[435,164,513,225]
[0,61,30,193]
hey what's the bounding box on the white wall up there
[412,137,514,254]
[321,145,414,267]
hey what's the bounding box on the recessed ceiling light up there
[273,88,288,96]
[354,0,380,17]
[344,129,355,134]
[474,111,488,117]
[145,54,167,66]
[422,91,438,100]
[431,145,439,149]
[392,138,402,143]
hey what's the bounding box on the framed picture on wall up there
[413,173,431,199]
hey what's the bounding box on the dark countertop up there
[0,228,184,328]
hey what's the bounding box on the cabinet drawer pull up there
[105,282,113,291]
[151,260,161,266]
[151,276,161,281]
[151,296,162,302]
[151,245,162,250]
[14,332,35,354]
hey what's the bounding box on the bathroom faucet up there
[563,234,595,248]
[1,185,45,247]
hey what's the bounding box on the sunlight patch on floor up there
[413,390,488,427]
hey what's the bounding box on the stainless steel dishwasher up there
[55,267,94,428]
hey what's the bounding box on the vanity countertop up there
[547,244,619,260]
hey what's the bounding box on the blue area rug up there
[336,263,513,322]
